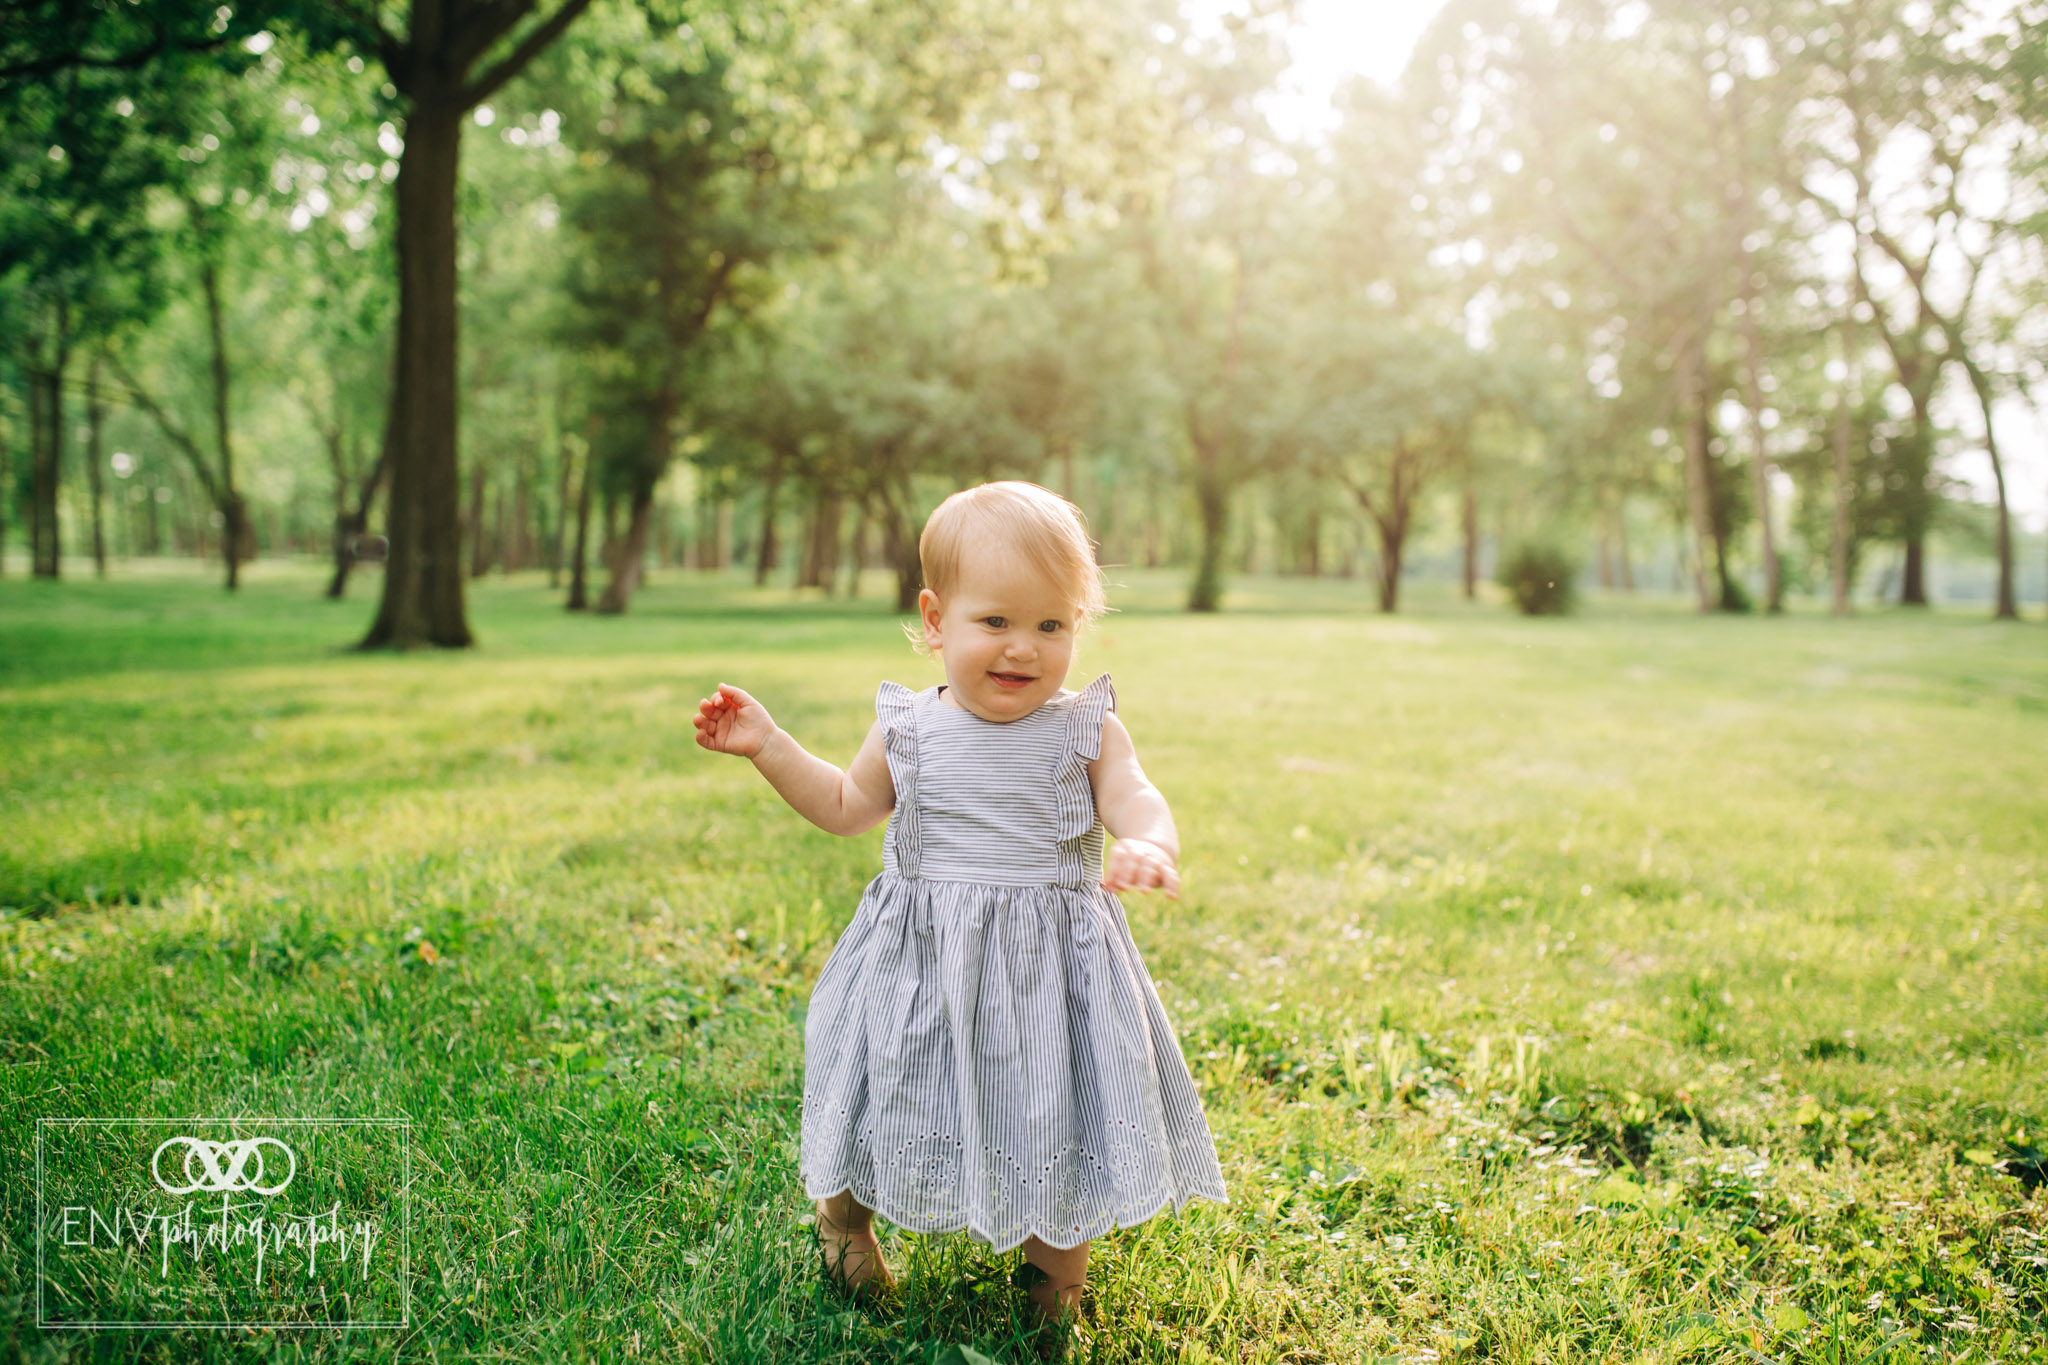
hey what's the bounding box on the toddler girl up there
[692,481,1227,1324]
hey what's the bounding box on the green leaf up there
[1962,1148,1996,1166]
[1771,1304,1809,1333]
[935,1346,999,1365]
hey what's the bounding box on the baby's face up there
[920,547,1079,723]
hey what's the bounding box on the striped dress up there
[799,672,1229,1253]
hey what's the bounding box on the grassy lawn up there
[2,561,2044,1364]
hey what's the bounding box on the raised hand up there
[1103,837,1180,899]
[693,683,778,759]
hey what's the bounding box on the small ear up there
[918,588,944,650]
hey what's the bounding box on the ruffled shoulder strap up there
[876,679,917,736]
[1065,672,1117,762]
[875,681,920,779]
[875,681,920,871]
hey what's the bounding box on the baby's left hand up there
[1104,838,1180,899]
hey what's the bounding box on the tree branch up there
[104,353,223,505]
[460,0,595,108]
[451,0,536,70]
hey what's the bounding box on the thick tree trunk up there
[363,97,471,647]
[1187,463,1228,612]
[222,495,251,589]
[86,355,107,578]
[1900,537,1928,606]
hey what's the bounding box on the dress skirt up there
[798,870,1229,1253]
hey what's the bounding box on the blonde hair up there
[908,482,1108,655]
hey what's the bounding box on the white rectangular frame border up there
[36,1116,413,1331]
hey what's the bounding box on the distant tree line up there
[4,0,2045,633]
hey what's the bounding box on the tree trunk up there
[501,466,519,572]
[1739,303,1781,613]
[85,355,107,578]
[223,494,252,589]
[363,97,471,648]
[1374,513,1406,614]
[1958,359,2018,620]
[1830,322,1856,617]
[548,429,573,590]
[811,492,840,595]
[328,407,393,600]
[1678,335,1716,614]
[754,452,783,586]
[1900,537,1927,605]
[843,509,867,598]
[868,479,921,613]
[595,479,655,613]
[493,478,509,574]
[566,420,596,611]
[1460,472,1478,600]
[1616,498,1634,591]
[198,257,246,591]
[799,486,841,590]
[1187,461,1228,612]
[30,312,68,579]
[599,489,621,575]
[467,455,489,578]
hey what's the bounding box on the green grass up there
[2,560,2045,1364]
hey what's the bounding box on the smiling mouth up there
[988,671,1036,689]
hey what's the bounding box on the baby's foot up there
[816,1221,895,1299]
[1012,1260,1085,1325]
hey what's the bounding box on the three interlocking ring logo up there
[151,1136,297,1196]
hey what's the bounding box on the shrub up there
[1498,541,1581,615]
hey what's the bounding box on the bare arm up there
[1087,710,1181,898]
[693,684,897,837]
